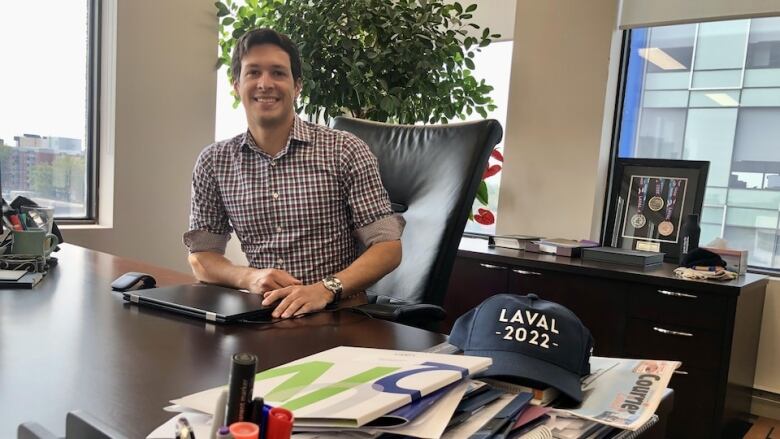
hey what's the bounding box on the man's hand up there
[244,268,302,294]
[262,283,333,318]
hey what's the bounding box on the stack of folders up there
[154,347,670,439]
[581,247,664,267]
[525,239,601,258]
[489,235,543,251]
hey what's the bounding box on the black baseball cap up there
[449,293,594,403]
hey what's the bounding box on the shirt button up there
[272,192,279,199]
[270,160,276,167]
[276,226,282,233]
[277,258,284,265]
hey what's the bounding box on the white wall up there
[496,0,620,240]
[755,278,780,393]
[63,0,217,274]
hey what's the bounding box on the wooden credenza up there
[444,237,768,439]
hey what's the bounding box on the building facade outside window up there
[0,0,96,219]
[618,18,780,270]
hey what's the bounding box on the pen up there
[210,389,229,439]
[249,396,264,425]
[266,407,294,439]
[225,353,257,425]
[9,215,23,231]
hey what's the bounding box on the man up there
[183,28,403,319]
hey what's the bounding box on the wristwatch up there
[321,275,343,306]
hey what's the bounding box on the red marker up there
[266,407,294,439]
[9,215,23,231]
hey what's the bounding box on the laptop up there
[122,283,276,323]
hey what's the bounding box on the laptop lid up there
[122,283,274,323]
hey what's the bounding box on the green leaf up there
[476,181,488,205]
[222,17,235,26]
[215,1,230,17]
[380,96,394,113]
[464,57,475,69]
[476,107,488,118]
[465,4,477,13]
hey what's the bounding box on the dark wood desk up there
[0,244,446,438]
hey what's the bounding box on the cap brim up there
[465,349,584,404]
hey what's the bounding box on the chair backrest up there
[332,117,503,306]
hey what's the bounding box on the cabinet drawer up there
[627,284,726,330]
[443,258,510,332]
[624,318,722,371]
[508,268,626,357]
[666,367,719,439]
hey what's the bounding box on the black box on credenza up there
[581,247,664,267]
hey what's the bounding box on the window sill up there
[58,224,113,231]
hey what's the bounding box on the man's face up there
[234,44,301,130]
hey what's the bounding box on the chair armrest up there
[356,303,446,323]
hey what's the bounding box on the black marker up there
[225,352,257,425]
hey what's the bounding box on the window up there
[215,41,513,235]
[618,18,780,270]
[0,0,98,220]
[460,41,513,236]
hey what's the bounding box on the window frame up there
[54,0,101,224]
[605,27,780,275]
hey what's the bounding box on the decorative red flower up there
[491,149,504,162]
[474,208,495,225]
[483,164,502,179]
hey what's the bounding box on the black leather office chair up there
[332,117,503,329]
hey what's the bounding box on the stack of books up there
[525,238,600,258]
[581,247,664,267]
[488,234,542,250]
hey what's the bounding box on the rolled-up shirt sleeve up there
[183,147,232,254]
[340,135,405,247]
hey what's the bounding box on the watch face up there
[324,277,342,293]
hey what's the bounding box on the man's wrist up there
[321,275,343,306]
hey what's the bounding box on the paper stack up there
[154,346,491,438]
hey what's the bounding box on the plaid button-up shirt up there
[183,116,404,285]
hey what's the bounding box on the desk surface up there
[0,244,446,437]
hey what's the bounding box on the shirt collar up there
[241,115,314,153]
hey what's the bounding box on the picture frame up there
[602,158,709,263]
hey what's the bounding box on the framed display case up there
[603,158,709,262]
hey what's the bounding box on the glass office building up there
[619,17,780,270]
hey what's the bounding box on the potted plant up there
[216,0,502,224]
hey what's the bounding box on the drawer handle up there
[512,269,542,276]
[653,326,694,337]
[673,370,689,375]
[479,263,507,270]
[657,289,698,299]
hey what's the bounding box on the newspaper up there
[561,356,679,431]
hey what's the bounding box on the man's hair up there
[231,28,302,84]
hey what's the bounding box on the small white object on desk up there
[0,269,28,281]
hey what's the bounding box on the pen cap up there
[266,407,294,439]
[229,422,259,439]
[225,353,257,425]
